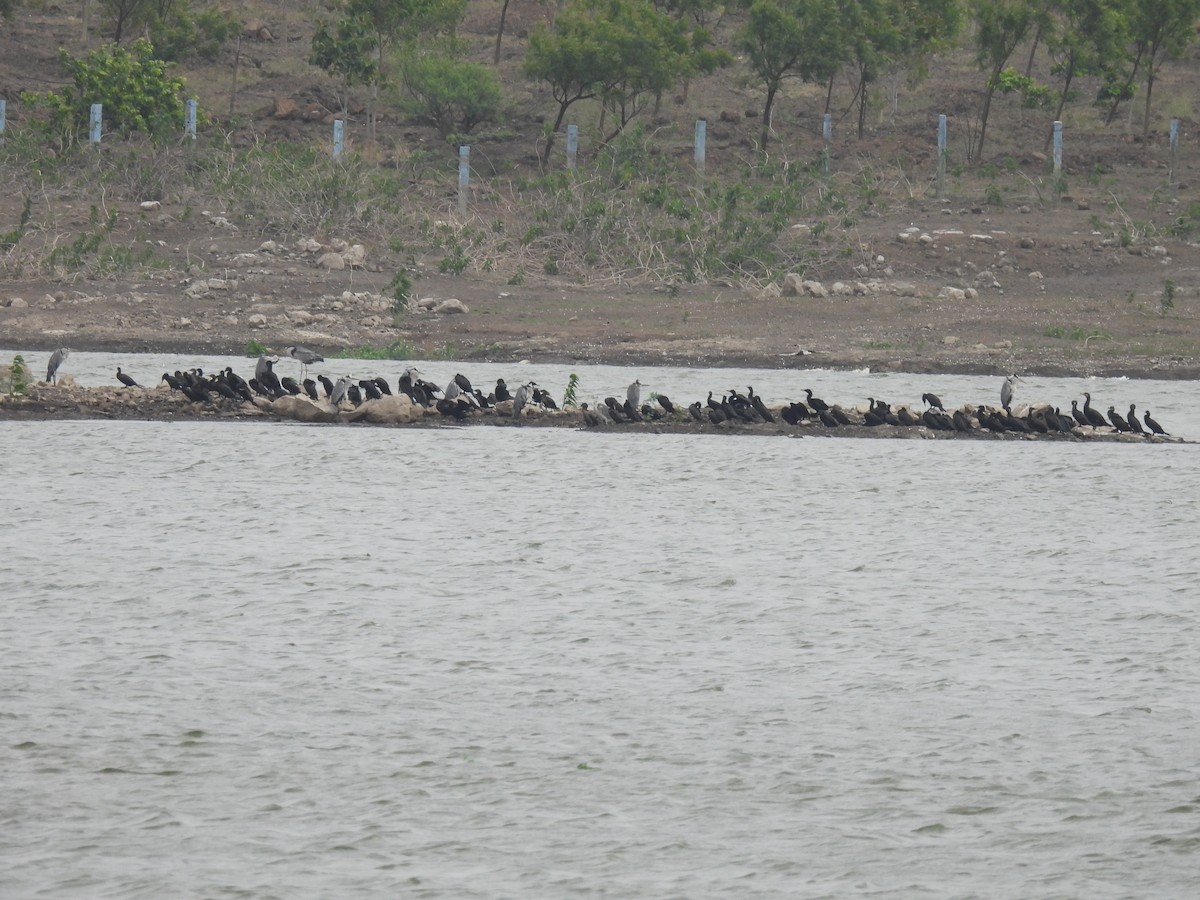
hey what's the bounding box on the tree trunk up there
[541,99,571,164]
[824,73,835,115]
[975,65,1002,163]
[1024,23,1042,77]
[1046,56,1074,152]
[761,82,778,150]
[493,0,511,65]
[857,69,869,140]
[1104,45,1143,126]
[1143,68,1156,137]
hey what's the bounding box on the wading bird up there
[286,346,324,378]
[1000,375,1020,409]
[46,348,70,384]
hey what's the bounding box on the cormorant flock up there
[33,346,1179,439]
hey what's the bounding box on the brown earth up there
[2,5,1199,378]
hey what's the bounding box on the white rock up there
[831,282,852,296]
[258,240,279,253]
[938,287,966,301]
[297,238,323,254]
[893,282,918,297]
[7,297,28,308]
[247,313,268,328]
[970,233,994,242]
[289,310,314,325]
[341,244,367,268]
[360,394,423,424]
[964,288,978,299]
[139,200,161,211]
[271,395,340,423]
[316,252,345,271]
[780,273,805,296]
[1028,271,1044,282]
[853,264,870,277]
[433,298,469,315]
[919,233,934,245]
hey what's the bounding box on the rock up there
[316,252,345,271]
[801,280,828,298]
[360,394,424,424]
[297,238,323,254]
[964,288,978,299]
[247,313,268,328]
[1028,271,1044,282]
[139,200,161,212]
[7,297,27,308]
[223,315,239,326]
[258,240,279,253]
[970,233,994,242]
[1019,236,1036,249]
[938,287,966,301]
[360,315,383,327]
[918,233,934,245]
[433,298,468,314]
[780,273,805,297]
[1077,199,1090,210]
[853,264,870,277]
[341,244,367,268]
[760,282,782,299]
[831,282,852,296]
[289,310,315,325]
[178,317,192,329]
[272,97,297,119]
[942,335,958,345]
[271,395,340,423]
[893,282,918,297]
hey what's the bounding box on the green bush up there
[402,54,502,138]
[22,39,187,141]
[151,7,242,63]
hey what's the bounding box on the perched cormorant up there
[1127,404,1145,435]
[688,401,704,422]
[897,407,920,427]
[818,409,840,427]
[359,379,382,401]
[317,374,335,398]
[748,387,775,423]
[494,378,512,402]
[280,376,303,396]
[656,394,676,415]
[1071,400,1089,427]
[1106,406,1130,432]
[1082,392,1107,428]
[804,389,830,413]
[921,392,945,411]
[302,378,319,401]
[1143,410,1168,435]
[374,377,392,396]
[116,367,138,388]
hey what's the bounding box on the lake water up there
[3,352,1200,898]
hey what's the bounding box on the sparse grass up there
[1042,325,1114,342]
[334,338,415,360]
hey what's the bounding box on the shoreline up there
[5,337,1199,382]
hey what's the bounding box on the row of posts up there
[0,102,1180,196]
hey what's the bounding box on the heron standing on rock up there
[512,382,534,421]
[1000,374,1021,409]
[286,345,324,378]
[47,348,70,384]
[627,379,642,410]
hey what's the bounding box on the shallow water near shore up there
[4,353,1200,898]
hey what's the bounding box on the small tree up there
[970,0,1042,161]
[401,53,503,138]
[739,0,843,149]
[22,39,187,141]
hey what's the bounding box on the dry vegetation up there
[0,2,1198,375]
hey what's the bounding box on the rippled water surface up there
[3,355,1200,898]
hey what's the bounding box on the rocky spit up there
[0,379,1184,444]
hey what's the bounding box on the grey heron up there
[512,381,533,421]
[254,354,276,382]
[46,348,70,384]
[328,376,351,407]
[444,379,462,401]
[627,379,642,409]
[286,345,324,378]
[115,367,138,388]
[1000,374,1020,409]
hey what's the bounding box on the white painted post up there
[458,145,470,213]
[937,114,947,198]
[1052,121,1062,177]
[89,103,102,144]
[332,119,344,160]
[822,113,832,175]
[566,124,578,171]
[694,118,706,176]
[1169,118,1179,187]
[185,99,197,140]
[0,98,6,146]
